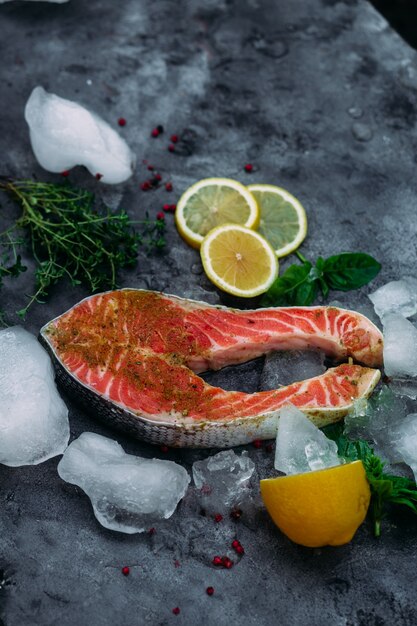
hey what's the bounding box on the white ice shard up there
[24,86,135,184]
[369,277,417,320]
[192,450,255,514]
[388,413,417,482]
[0,327,69,466]
[260,350,325,390]
[57,433,190,533]
[274,405,341,474]
[383,313,417,378]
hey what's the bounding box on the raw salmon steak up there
[40,289,383,448]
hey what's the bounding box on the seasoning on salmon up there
[40,289,383,448]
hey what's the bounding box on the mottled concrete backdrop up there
[1,1,417,625]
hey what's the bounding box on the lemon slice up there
[175,178,260,249]
[247,184,307,258]
[260,461,370,548]
[200,224,279,297]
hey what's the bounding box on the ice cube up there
[369,277,417,320]
[274,405,341,474]
[0,327,69,466]
[25,86,135,184]
[57,433,190,534]
[344,386,409,463]
[383,314,417,378]
[192,450,255,514]
[388,413,417,481]
[260,350,325,390]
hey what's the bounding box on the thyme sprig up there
[0,178,165,317]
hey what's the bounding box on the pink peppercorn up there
[206,586,214,596]
[168,144,175,152]
[212,556,222,566]
[154,173,162,182]
[222,556,233,569]
[151,128,160,138]
[165,182,173,192]
[214,514,223,523]
[156,212,165,220]
[252,439,262,449]
[244,163,253,173]
[172,607,180,615]
[95,173,103,181]
[121,566,130,576]
[118,118,126,127]
[170,134,179,143]
[61,170,70,177]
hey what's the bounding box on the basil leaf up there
[322,252,381,291]
[261,262,318,306]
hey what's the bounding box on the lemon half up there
[260,461,370,548]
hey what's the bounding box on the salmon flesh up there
[40,289,383,448]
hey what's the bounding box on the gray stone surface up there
[1,0,417,624]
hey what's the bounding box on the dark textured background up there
[1,1,417,624]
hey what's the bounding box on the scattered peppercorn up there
[212,556,222,566]
[121,566,130,576]
[95,173,103,181]
[118,118,126,127]
[170,134,179,143]
[252,439,263,449]
[222,556,233,569]
[244,163,253,173]
[154,173,162,182]
[165,182,173,192]
[61,170,70,177]
[140,181,151,191]
[147,164,155,171]
[172,607,180,616]
[214,514,223,523]
[206,586,214,596]
[230,509,242,520]
[168,144,175,153]
[156,212,165,220]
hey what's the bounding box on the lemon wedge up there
[200,223,278,297]
[175,178,260,249]
[260,461,370,547]
[248,184,307,257]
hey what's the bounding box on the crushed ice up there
[57,433,190,534]
[25,86,135,184]
[367,277,417,398]
[0,327,69,466]
[192,450,255,514]
[369,277,417,320]
[260,349,325,390]
[274,405,341,474]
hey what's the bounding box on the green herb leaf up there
[262,250,381,307]
[0,179,166,316]
[322,423,417,537]
[322,252,381,291]
[260,262,317,307]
